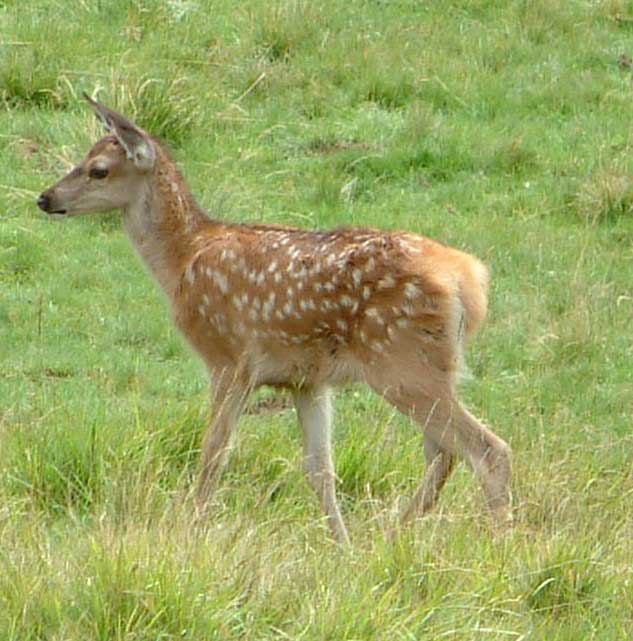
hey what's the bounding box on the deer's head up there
[37,94,156,217]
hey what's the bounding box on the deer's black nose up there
[37,194,50,212]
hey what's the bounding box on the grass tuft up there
[575,166,633,223]
[253,2,323,63]
[524,542,604,616]
[90,75,201,146]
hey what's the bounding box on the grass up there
[2,0,633,638]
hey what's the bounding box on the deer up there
[37,94,511,544]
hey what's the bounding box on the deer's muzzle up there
[36,192,66,215]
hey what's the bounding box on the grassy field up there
[2,0,633,638]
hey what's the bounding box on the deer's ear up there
[83,93,156,172]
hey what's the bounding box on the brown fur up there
[38,99,511,542]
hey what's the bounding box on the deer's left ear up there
[83,92,156,172]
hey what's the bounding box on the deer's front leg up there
[294,385,350,545]
[196,368,251,511]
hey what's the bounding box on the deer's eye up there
[89,166,109,179]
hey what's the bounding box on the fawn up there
[37,95,511,543]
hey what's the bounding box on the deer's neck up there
[123,152,212,299]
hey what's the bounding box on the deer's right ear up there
[83,93,156,172]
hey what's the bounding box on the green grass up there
[2,0,633,638]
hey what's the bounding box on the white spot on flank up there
[253,297,261,309]
[365,257,376,273]
[314,282,323,293]
[232,295,243,311]
[352,268,362,288]
[395,318,410,329]
[185,264,196,284]
[283,301,294,315]
[404,282,420,299]
[274,272,283,284]
[366,307,384,325]
[202,294,210,306]
[249,308,259,322]
[361,238,376,250]
[214,271,229,294]
[287,287,294,299]
[197,305,206,317]
[262,297,275,320]
[405,243,422,254]
[340,295,354,308]
[371,340,386,353]
[359,329,367,343]
[362,286,371,300]
[268,260,278,273]
[336,319,348,332]
[213,314,227,334]
[238,257,247,271]
[378,275,396,290]
[324,282,336,292]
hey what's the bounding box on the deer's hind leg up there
[401,435,456,524]
[366,364,511,528]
